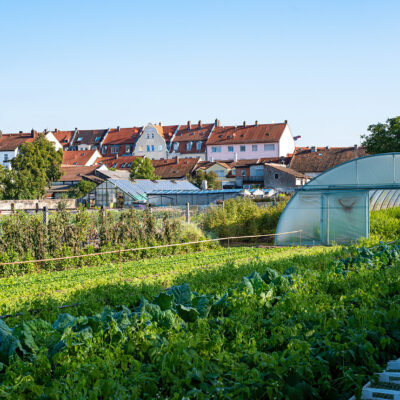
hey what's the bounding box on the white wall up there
[44,132,63,151]
[278,125,295,157]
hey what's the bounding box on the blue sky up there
[0,0,399,146]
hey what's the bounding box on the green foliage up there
[1,242,400,398]
[361,116,400,154]
[188,169,221,189]
[130,158,160,180]
[68,180,97,198]
[370,207,400,242]
[1,135,63,199]
[202,196,287,237]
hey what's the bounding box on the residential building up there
[152,157,200,179]
[195,161,235,188]
[206,120,295,162]
[133,123,169,159]
[289,146,367,178]
[264,163,310,190]
[168,121,213,160]
[100,127,142,157]
[62,149,101,166]
[68,128,109,151]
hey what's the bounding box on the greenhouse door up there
[321,191,369,245]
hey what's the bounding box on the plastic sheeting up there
[275,153,400,246]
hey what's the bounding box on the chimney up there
[234,152,238,162]
[243,121,246,128]
[255,120,258,126]
[115,154,118,159]
[311,146,316,153]
[215,118,220,127]
[187,120,191,130]
[31,129,36,138]
[0,130,2,139]
[19,131,23,134]
[159,122,162,126]
[201,180,208,190]
[44,129,48,133]
[117,126,120,132]
[354,144,358,150]
[284,120,288,124]
[55,128,58,133]
[280,156,285,165]
[198,120,202,128]
[326,146,330,150]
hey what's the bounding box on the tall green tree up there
[130,158,160,180]
[4,134,63,199]
[188,170,221,189]
[68,180,97,199]
[361,116,400,154]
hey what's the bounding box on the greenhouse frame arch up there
[275,153,400,245]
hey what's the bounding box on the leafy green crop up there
[1,242,400,399]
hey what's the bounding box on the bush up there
[370,207,400,242]
[202,197,287,238]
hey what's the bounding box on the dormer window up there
[112,163,117,168]
[101,146,107,154]
[95,136,101,142]
[173,142,179,151]
[196,141,202,150]
[120,163,126,168]
[127,162,132,168]
[186,142,193,151]
[77,137,83,142]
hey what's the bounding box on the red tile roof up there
[60,165,102,182]
[98,155,141,169]
[207,122,287,145]
[0,133,36,151]
[266,163,310,179]
[170,123,213,154]
[152,157,200,179]
[289,146,368,173]
[72,129,108,146]
[62,150,99,166]
[53,130,74,147]
[102,127,142,146]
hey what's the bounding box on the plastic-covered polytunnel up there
[275,153,400,245]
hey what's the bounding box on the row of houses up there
[0,120,296,169]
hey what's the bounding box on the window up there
[212,146,221,153]
[127,162,132,168]
[196,141,202,150]
[112,163,117,168]
[120,163,126,168]
[252,145,258,151]
[186,142,193,151]
[77,137,83,142]
[125,145,131,153]
[146,133,150,139]
[240,145,246,152]
[101,145,107,154]
[95,136,101,142]
[3,154,8,162]
[158,145,163,151]
[264,144,275,151]
[139,146,143,151]
[241,170,246,176]
[274,173,279,179]
[111,145,120,154]
[228,146,234,152]
[173,142,179,151]
[215,170,225,177]
[146,145,150,152]
[152,133,154,139]
[232,168,236,176]
[151,145,155,151]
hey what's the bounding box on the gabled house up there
[206,120,295,162]
[69,128,109,151]
[133,123,169,159]
[264,163,310,190]
[62,149,101,166]
[100,127,142,157]
[289,146,367,178]
[169,121,213,160]
[195,161,234,188]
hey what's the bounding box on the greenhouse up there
[275,153,400,245]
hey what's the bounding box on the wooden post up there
[11,203,15,214]
[43,206,49,225]
[186,202,190,223]
[35,203,39,214]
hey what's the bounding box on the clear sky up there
[0,0,399,146]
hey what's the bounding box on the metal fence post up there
[43,206,49,225]
[186,202,190,223]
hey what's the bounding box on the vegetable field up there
[2,242,400,398]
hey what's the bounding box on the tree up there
[130,158,160,180]
[4,134,63,199]
[188,170,221,189]
[68,180,97,199]
[361,116,400,154]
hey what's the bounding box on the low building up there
[289,146,367,178]
[86,178,198,208]
[264,163,310,191]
